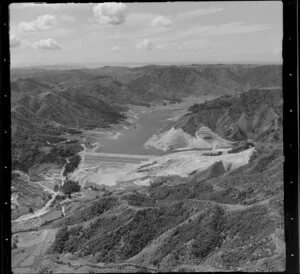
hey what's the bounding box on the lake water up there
[95,95,217,156]
[96,110,174,156]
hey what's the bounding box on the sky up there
[9,1,283,67]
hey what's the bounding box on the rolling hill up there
[11,72,284,272]
[164,88,282,143]
[11,64,282,172]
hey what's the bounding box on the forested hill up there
[12,64,282,104]
[165,87,282,143]
[43,88,284,272]
[11,64,281,172]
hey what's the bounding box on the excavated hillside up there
[23,86,285,273]
[166,88,282,143]
[33,144,284,273]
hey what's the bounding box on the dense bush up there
[60,180,81,195]
[52,226,69,253]
[122,192,155,207]
[46,144,82,161]
[191,207,225,258]
[228,141,255,154]
[202,151,223,156]
[226,206,274,243]
[53,184,59,192]
[63,155,81,176]
[60,197,117,226]
[12,141,83,173]
[55,201,190,262]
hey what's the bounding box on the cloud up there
[136,39,153,50]
[11,3,92,10]
[60,14,75,22]
[11,3,63,9]
[111,46,126,52]
[160,22,272,43]
[176,8,223,21]
[31,38,62,50]
[156,44,167,50]
[10,34,21,48]
[93,3,127,25]
[211,22,272,35]
[126,13,157,26]
[18,14,57,32]
[150,16,172,28]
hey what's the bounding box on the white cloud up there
[11,3,63,9]
[156,44,167,50]
[126,13,157,26]
[10,34,21,48]
[20,39,32,48]
[93,3,127,25]
[11,3,92,10]
[18,14,57,32]
[176,8,223,21]
[150,16,172,27]
[31,38,62,50]
[60,14,75,22]
[210,22,272,35]
[136,39,153,50]
[161,22,272,43]
[111,46,126,52]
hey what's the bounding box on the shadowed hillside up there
[37,143,283,272]
[166,88,282,143]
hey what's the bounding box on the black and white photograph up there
[9,1,287,273]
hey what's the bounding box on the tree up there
[61,180,81,195]
[52,226,69,253]
[63,155,81,176]
[29,207,34,214]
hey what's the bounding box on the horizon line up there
[11,61,282,69]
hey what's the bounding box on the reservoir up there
[95,95,217,156]
[95,109,174,156]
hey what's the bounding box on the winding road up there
[12,172,60,224]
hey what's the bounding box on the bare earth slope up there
[165,88,282,143]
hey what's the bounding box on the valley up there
[11,64,284,273]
